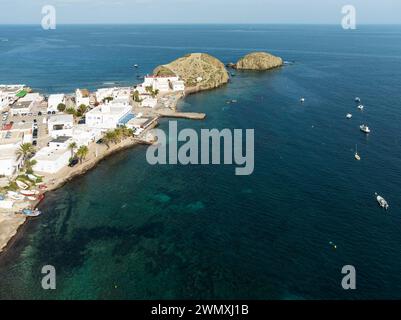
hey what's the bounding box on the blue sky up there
[0,0,400,24]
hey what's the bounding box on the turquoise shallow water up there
[1,25,401,299]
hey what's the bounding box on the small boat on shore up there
[38,184,48,190]
[16,180,29,190]
[27,174,38,181]
[20,190,40,197]
[360,124,371,134]
[7,191,25,201]
[346,113,352,119]
[21,208,42,217]
[375,193,389,210]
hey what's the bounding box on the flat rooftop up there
[34,147,69,162]
[10,101,31,109]
[50,136,72,143]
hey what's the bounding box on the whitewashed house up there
[0,130,25,177]
[0,147,22,177]
[86,102,131,130]
[71,125,102,146]
[76,89,90,107]
[10,93,44,116]
[47,94,66,113]
[143,76,185,93]
[48,114,74,138]
[32,146,71,174]
[48,136,73,149]
[0,85,26,110]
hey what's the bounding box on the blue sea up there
[1,24,401,299]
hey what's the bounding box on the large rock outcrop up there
[154,53,229,93]
[235,52,283,71]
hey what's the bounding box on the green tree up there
[68,142,77,158]
[25,159,37,175]
[16,143,35,164]
[78,104,88,114]
[103,131,117,149]
[57,103,66,112]
[76,145,89,163]
[66,107,76,116]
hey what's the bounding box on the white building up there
[0,145,22,177]
[86,102,131,130]
[0,85,25,111]
[10,100,33,116]
[72,125,102,146]
[10,93,44,116]
[48,114,74,138]
[172,80,185,92]
[143,76,185,93]
[141,97,158,108]
[32,146,71,174]
[48,136,73,150]
[0,130,25,177]
[76,89,90,107]
[47,94,66,113]
[95,87,132,105]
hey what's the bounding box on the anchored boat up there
[360,124,371,134]
[354,145,361,161]
[375,193,389,210]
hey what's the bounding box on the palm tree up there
[76,145,89,163]
[68,142,77,158]
[104,131,117,148]
[16,143,35,165]
[25,159,37,175]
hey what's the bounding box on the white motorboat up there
[300,97,305,103]
[16,180,29,190]
[375,193,389,210]
[354,145,361,161]
[357,105,364,110]
[355,97,361,103]
[360,124,371,134]
[346,113,352,119]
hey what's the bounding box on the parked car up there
[96,139,104,144]
[68,158,79,167]
[32,140,38,146]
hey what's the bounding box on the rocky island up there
[154,53,230,94]
[234,52,283,71]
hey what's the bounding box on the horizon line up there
[1,22,401,26]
